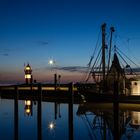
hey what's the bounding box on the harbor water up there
[0,93,140,140]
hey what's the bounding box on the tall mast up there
[101,23,106,82]
[107,27,115,73]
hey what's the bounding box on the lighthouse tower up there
[24,64,33,84]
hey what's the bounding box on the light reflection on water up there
[1,98,140,140]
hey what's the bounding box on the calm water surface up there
[0,97,140,140]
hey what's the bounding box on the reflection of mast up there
[14,86,18,140]
[54,103,61,120]
[81,114,97,140]
[79,112,109,140]
[37,85,42,140]
[92,112,107,140]
[58,104,61,118]
[77,104,113,140]
[68,83,74,140]
[113,99,119,140]
[54,102,57,120]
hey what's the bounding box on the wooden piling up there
[14,85,19,140]
[54,73,57,91]
[113,81,120,140]
[37,84,42,140]
[68,83,74,140]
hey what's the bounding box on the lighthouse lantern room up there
[24,64,33,84]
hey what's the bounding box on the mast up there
[107,27,115,73]
[101,23,106,82]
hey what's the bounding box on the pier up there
[1,83,140,104]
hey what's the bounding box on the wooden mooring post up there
[14,86,19,140]
[113,81,120,140]
[68,83,74,140]
[37,84,42,140]
[54,73,57,91]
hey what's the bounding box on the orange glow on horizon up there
[0,68,86,84]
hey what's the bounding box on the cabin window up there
[134,82,137,86]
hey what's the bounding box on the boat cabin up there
[106,53,126,94]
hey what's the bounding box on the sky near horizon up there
[1,0,140,84]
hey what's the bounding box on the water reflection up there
[24,100,32,116]
[48,122,56,130]
[1,95,140,139]
[76,103,140,140]
[77,103,114,140]
[54,102,61,120]
[121,111,140,140]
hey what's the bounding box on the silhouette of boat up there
[77,23,134,96]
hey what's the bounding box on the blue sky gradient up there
[1,0,140,84]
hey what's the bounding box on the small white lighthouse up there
[24,63,33,84]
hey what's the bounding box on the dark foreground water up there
[0,97,140,140]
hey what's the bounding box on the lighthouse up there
[24,63,33,84]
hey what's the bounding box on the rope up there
[117,47,140,68]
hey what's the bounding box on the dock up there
[0,83,80,103]
[1,83,140,104]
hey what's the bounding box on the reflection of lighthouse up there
[24,100,33,116]
[24,64,33,84]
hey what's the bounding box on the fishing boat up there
[77,23,135,96]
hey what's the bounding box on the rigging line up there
[93,51,102,72]
[85,32,102,82]
[84,115,98,140]
[96,61,102,82]
[102,116,113,140]
[86,49,102,82]
[81,68,89,82]
[113,31,118,47]
[116,47,140,68]
[116,50,138,75]
[116,34,132,57]
[81,116,94,140]
[131,55,140,67]
[107,27,115,73]
[125,39,140,66]
[117,34,130,46]
[116,35,140,57]
[82,29,101,82]
[92,29,101,58]
[116,50,128,65]
[88,29,101,67]
[120,36,140,68]
[86,48,102,82]
[106,28,110,48]
[91,48,102,70]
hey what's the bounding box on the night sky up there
[1,0,140,84]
